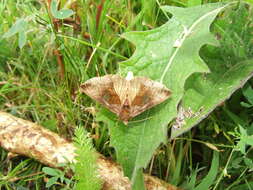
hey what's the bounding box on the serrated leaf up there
[50,0,75,19]
[171,59,253,138]
[73,127,101,190]
[97,2,229,186]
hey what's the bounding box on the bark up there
[0,111,180,190]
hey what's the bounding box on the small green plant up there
[241,84,253,108]
[0,159,44,189]
[2,18,28,49]
[73,126,101,190]
[50,0,75,19]
[42,166,72,188]
[1,0,253,189]
[97,2,253,188]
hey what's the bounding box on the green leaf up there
[223,107,247,127]
[42,167,60,176]
[171,59,253,138]
[231,182,253,190]
[73,127,101,190]
[237,140,246,154]
[194,151,219,190]
[242,84,253,105]
[98,2,229,187]
[244,0,253,6]
[247,123,253,135]
[240,127,253,147]
[18,30,27,49]
[233,126,253,155]
[240,101,253,108]
[171,141,184,185]
[132,170,145,190]
[243,157,253,168]
[46,176,59,188]
[187,0,202,7]
[184,168,198,189]
[3,18,27,38]
[50,0,75,19]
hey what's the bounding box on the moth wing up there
[80,75,122,114]
[129,77,171,118]
[111,75,128,104]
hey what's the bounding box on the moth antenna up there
[125,71,134,81]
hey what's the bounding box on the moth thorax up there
[122,98,130,108]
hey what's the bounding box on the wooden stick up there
[0,111,180,190]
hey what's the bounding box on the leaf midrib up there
[160,5,226,83]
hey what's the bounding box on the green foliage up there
[2,18,27,38]
[42,165,71,189]
[187,0,202,7]
[3,18,28,48]
[50,0,75,19]
[173,59,253,138]
[244,0,253,5]
[233,126,253,154]
[0,159,44,189]
[241,84,253,107]
[1,0,253,189]
[182,151,219,189]
[73,127,101,190]
[194,151,219,190]
[98,2,233,187]
[42,167,72,188]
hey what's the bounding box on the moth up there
[80,72,171,124]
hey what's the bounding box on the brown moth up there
[80,72,171,125]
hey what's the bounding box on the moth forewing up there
[80,75,122,114]
[80,75,110,102]
[135,77,172,105]
[128,77,171,118]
